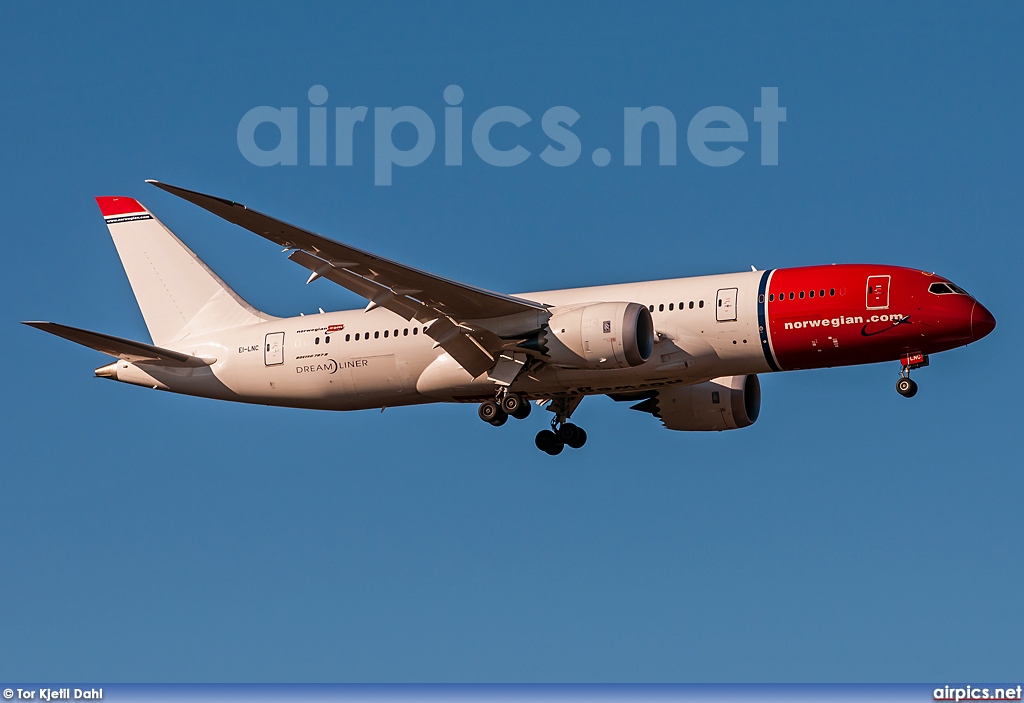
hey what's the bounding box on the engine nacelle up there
[541,302,654,370]
[651,375,761,431]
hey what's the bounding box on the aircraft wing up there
[147,181,546,376]
[23,321,214,367]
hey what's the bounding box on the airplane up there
[24,181,996,455]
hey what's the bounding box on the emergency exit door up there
[265,332,285,366]
[716,288,738,322]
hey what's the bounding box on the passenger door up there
[866,275,890,309]
[264,332,285,366]
[716,288,738,322]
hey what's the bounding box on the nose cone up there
[971,301,996,341]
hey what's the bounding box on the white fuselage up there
[110,271,769,410]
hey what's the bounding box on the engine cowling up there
[540,302,655,370]
[645,375,761,431]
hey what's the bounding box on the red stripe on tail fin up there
[96,196,146,217]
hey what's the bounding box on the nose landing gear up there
[896,352,928,398]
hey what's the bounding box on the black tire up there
[535,429,557,452]
[512,400,532,420]
[566,427,587,449]
[490,412,508,426]
[478,400,500,422]
[558,423,580,443]
[501,393,524,416]
[896,378,918,398]
[545,441,564,456]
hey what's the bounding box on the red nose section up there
[971,302,996,341]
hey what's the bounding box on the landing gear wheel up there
[535,430,564,455]
[478,400,501,423]
[489,412,508,426]
[512,402,532,420]
[565,425,589,448]
[558,423,587,449]
[896,377,918,398]
[501,393,527,418]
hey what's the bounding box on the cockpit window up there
[929,282,970,296]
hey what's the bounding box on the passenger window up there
[649,305,655,312]
[669,303,674,311]
[413,327,418,335]
[688,301,694,309]
[374,331,380,339]
[345,334,351,342]
[799,291,804,299]
[769,294,774,302]
[820,289,825,297]
[809,290,814,298]
[699,300,704,308]
[658,304,664,312]
[325,335,331,343]
[830,288,835,296]
[383,330,389,338]
[758,294,764,303]
[315,337,320,345]
[355,333,360,341]
[404,328,409,336]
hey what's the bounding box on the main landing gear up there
[534,396,587,456]
[478,392,532,427]
[896,353,928,398]
[477,393,588,455]
[535,422,587,456]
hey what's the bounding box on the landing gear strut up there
[535,396,587,455]
[896,353,927,398]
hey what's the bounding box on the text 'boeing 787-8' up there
[25,182,995,455]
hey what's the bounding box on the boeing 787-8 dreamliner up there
[25,182,996,454]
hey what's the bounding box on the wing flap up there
[288,250,425,321]
[288,250,495,374]
[23,321,215,367]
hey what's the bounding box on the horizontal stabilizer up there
[22,321,215,367]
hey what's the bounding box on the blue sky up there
[1,1,1022,682]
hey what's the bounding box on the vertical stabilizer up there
[96,196,273,346]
